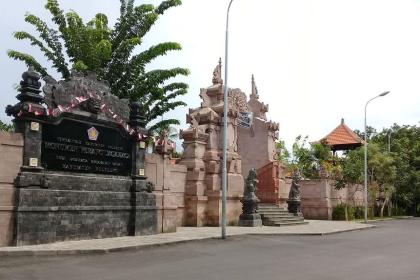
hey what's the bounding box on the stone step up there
[264,220,309,227]
[258,205,285,209]
[258,211,293,217]
[260,212,289,215]
[258,204,307,227]
[258,207,288,211]
[262,217,304,223]
[258,208,288,212]
[261,214,303,220]
[261,214,303,219]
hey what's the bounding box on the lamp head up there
[379,91,390,97]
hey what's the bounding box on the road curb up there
[0,225,376,257]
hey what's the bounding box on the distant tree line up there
[276,124,420,217]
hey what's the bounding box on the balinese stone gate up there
[179,59,244,226]
[5,68,160,246]
[237,75,286,206]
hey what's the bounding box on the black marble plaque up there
[41,119,132,176]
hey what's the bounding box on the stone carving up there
[187,111,200,129]
[199,88,211,107]
[247,75,268,120]
[267,121,279,132]
[243,168,258,200]
[43,71,130,120]
[212,58,223,85]
[287,171,302,215]
[289,173,301,200]
[85,97,102,114]
[146,181,155,193]
[228,88,248,113]
[250,74,259,100]
[6,66,44,118]
[267,121,280,141]
[129,101,147,128]
[238,168,262,226]
[155,129,175,155]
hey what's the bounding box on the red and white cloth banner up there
[17,88,149,140]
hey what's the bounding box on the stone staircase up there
[258,204,308,226]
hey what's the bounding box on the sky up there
[0,0,419,149]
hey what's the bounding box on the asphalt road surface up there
[1,219,419,280]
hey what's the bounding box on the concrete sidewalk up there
[0,220,374,257]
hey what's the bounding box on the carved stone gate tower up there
[179,59,244,226]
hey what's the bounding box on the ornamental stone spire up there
[212,58,223,85]
[250,74,259,100]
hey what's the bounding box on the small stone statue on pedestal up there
[238,168,262,226]
[287,171,302,216]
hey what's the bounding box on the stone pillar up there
[129,102,158,235]
[206,108,243,226]
[179,128,209,226]
[129,102,148,185]
[178,59,247,226]
[5,68,49,245]
[6,67,45,184]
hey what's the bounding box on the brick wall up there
[0,132,23,246]
[145,154,187,229]
[299,179,364,220]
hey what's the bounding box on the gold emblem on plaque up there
[87,127,99,141]
[139,141,146,149]
[139,168,145,176]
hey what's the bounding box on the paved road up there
[0,219,419,280]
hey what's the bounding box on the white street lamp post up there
[364,91,390,223]
[222,0,235,239]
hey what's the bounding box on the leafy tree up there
[288,136,336,179]
[8,0,189,132]
[290,135,317,178]
[354,126,377,141]
[287,123,418,216]
[367,143,396,217]
[333,148,364,203]
[153,124,179,141]
[275,139,290,166]
[0,120,15,132]
[371,124,420,215]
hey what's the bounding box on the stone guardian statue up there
[238,168,262,226]
[287,171,303,216]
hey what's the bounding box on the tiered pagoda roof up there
[320,118,363,151]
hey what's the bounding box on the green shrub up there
[332,204,355,220]
[332,204,346,220]
[347,205,355,220]
[354,206,364,219]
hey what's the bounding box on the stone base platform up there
[238,213,262,227]
[13,171,159,246]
